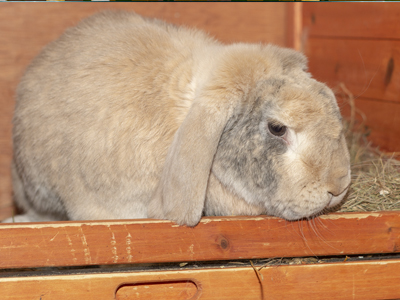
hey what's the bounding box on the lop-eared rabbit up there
[5,11,351,226]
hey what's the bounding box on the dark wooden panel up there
[0,212,399,269]
[0,87,13,221]
[303,3,400,40]
[2,260,400,300]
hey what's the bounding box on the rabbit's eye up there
[268,123,287,137]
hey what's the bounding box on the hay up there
[336,84,400,213]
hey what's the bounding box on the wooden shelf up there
[0,212,399,270]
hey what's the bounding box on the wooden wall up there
[0,3,292,221]
[302,3,400,153]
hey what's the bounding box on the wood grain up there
[338,96,400,153]
[2,260,400,300]
[305,38,400,104]
[0,3,290,221]
[304,36,400,152]
[0,212,399,269]
[303,3,400,40]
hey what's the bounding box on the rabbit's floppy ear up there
[148,89,238,226]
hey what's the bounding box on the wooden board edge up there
[0,211,399,269]
[1,259,400,300]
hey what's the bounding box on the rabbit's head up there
[149,44,350,226]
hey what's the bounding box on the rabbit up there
[4,11,351,226]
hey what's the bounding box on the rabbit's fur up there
[5,11,351,226]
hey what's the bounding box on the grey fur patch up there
[211,97,286,205]
[318,88,331,99]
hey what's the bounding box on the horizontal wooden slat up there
[303,3,400,40]
[2,260,400,300]
[1,212,400,269]
[339,96,400,153]
[305,38,400,104]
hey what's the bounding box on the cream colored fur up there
[5,11,351,226]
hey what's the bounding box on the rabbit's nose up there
[326,169,351,207]
[328,168,351,195]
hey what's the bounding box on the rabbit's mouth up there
[272,190,344,221]
[327,184,350,209]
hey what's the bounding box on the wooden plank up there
[1,212,400,269]
[304,37,400,152]
[2,260,400,299]
[339,96,400,153]
[305,38,400,104]
[303,3,400,40]
[0,3,288,222]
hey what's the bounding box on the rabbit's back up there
[12,11,216,220]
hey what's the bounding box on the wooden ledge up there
[1,211,399,269]
[2,259,400,300]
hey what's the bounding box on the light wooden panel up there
[1,212,399,269]
[303,3,400,40]
[0,3,290,221]
[2,260,400,300]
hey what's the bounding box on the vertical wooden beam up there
[285,3,302,51]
